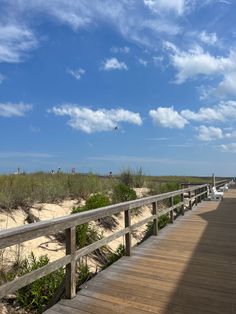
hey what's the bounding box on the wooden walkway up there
[45,187,236,314]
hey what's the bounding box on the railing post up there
[199,188,202,202]
[170,197,174,223]
[181,193,184,215]
[124,209,131,256]
[188,190,192,210]
[65,227,76,299]
[152,202,158,235]
[195,189,198,206]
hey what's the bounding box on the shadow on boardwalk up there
[162,187,236,314]
[45,187,236,314]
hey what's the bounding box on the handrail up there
[0,184,209,299]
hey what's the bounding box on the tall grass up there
[0,173,115,210]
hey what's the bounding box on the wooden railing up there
[0,184,210,299]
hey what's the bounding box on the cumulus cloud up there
[101,58,128,71]
[165,42,236,84]
[149,107,188,129]
[197,125,223,141]
[0,23,37,63]
[220,143,236,153]
[50,104,142,133]
[181,101,236,122]
[67,68,85,80]
[0,103,32,117]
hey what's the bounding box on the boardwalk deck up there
[45,187,236,314]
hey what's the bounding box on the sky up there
[0,0,236,176]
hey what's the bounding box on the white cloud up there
[143,0,187,15]
[197,125,223,141]
[165,43,236,84]
[220,143,236,153]
[101,58,128,71]
[0,23,37,63]
[67,68,85,80]
[181,101,236,122]
[216,72,236,96]
[110,46,130,54]
[198,31,218,46]
[149,107,188,129]
[50,104,142,133]
[3,0,195,52]
[0,103,32,117]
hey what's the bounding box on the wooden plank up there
[60,295,152,314]
[152,202,158,235]
[46,187,236,314]
[48,302,92,314]
[75,227,129,260]
[65,227,76,299]
[0,255,70,297]
[0,184,208,249]
[124,210,131,256]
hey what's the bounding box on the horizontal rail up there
[0,255,71,297]
[0,183,213,299]
[0,184,208,250]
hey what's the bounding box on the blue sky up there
[0,0,236,176]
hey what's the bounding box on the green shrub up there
[17,253,64,313]
[112,184,137,203]
[102,244,125,270]
[72,193,111,247]
[85,193,110,210]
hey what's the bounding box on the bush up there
[142,213,171,243]
[72,193,111,247]
[102,244,125,270]
[112,184,137,203]
[17,253,64,313]
[84,193,110,210]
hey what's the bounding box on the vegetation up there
[102,244,125,269]
[119,167,144,187]
[112,183,137,203]
[17,253,64,313]
[0,170,225,313]
[0,173,114,210]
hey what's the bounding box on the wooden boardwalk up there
[45,187,236,314]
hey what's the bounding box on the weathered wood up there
[125,210,131,256]
[169,197,174,223]
[0,182,223,301]
[0,185,209,250]
[75,227,130,260]
[131,216,155,232]
[152,202,158,236]
[0,255,71,297]
[46,186,236,314]
[188,190,192,210]
[65,227,76,299]
[181,193,184,215]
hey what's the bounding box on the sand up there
[0,189,152,269]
